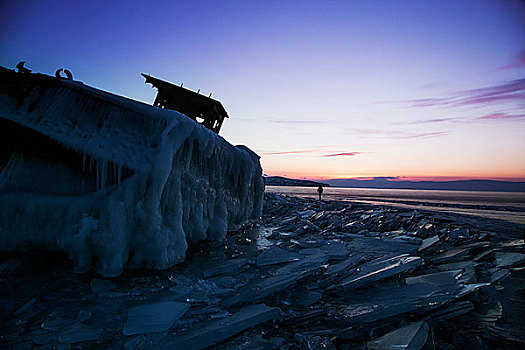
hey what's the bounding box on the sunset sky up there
[1,1,524,181]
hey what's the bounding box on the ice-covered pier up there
[0,65,264,276]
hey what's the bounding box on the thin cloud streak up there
[497,50,525,70]
[392,131,448,139]
[477,112,525,120]
[399,111,525,125]
[347,128,449,139]
[322,152,361,157]
[409,79,525,109]
[403,117,463,125]
[260,143,362,156]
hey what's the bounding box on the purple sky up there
[1,0,524,181]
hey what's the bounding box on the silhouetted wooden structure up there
[142,74,228,134]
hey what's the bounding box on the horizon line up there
[264,175,525,182]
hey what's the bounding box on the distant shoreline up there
[264,176,525,192]
[264,176,330,188]
[328,185,525,193]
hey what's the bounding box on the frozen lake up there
[265,186,525,225]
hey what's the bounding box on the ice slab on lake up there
[368,321,429,350]
[160,303,280,350]
[0,67,264,276]
[494,252,525,268]
[224,253,328,306]
[123,302,189,336]
[335,254,422,291]
[405,270,461,287]
[256,246,301,266]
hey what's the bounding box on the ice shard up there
[160,304,280,350]
[0,66,264,277]
[367,321,430,350]
[123,302,190,336]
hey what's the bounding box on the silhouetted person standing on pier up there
[317,185,324,201]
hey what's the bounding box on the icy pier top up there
[0,66,264,276]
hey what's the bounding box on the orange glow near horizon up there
[264,171,525,182]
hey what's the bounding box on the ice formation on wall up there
[0,67,264,277]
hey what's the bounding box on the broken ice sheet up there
[291,235,326,248]
[42,316,77,332]
[203,258,248,277]
[432,245,479,264]
[367,321,430,350]
[418,234,439,252]
[123,302,189,336]
[335,254,422,291]
[449,228,471,242]
[456,266,477,284]
[494,252,525,268]
[499,239,525,248]
[389,235,423,245]
[429,300,474,322]
[256,246,301,266]
[455,283,490,299]
[405,270,461,287]
[58,324,103,344]
[290,287,322,308]
[345,236,418,255]
[324,252,365,278]
[434,241,491,264]
[31,330,57,346]
[469,301,503,327]
[320,241,349,260]
[224,254,327,307]
[473,249,493,262]
[486,268,510,283]
[435,259,476,272]
[336,282,457,332]
[160,303,280,350]
[298,209,316,218]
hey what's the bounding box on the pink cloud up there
[262,144,362,156]
[498,50,525,70]
[322,152,361,157]
[477,112,525,120]
[393,131,448,139]
[404,117,462,124]
[347,128,448,139]
[409,79,525,109]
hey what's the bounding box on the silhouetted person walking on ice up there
[317,185,324,201]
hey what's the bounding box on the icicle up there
[99,160,103,190]
[117,164,122,185]
[100,159,107,190]
[185,141,194,169]
[96,158,99,190]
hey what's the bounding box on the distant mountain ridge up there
[264,176,330,187]
[326,177,525,192]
